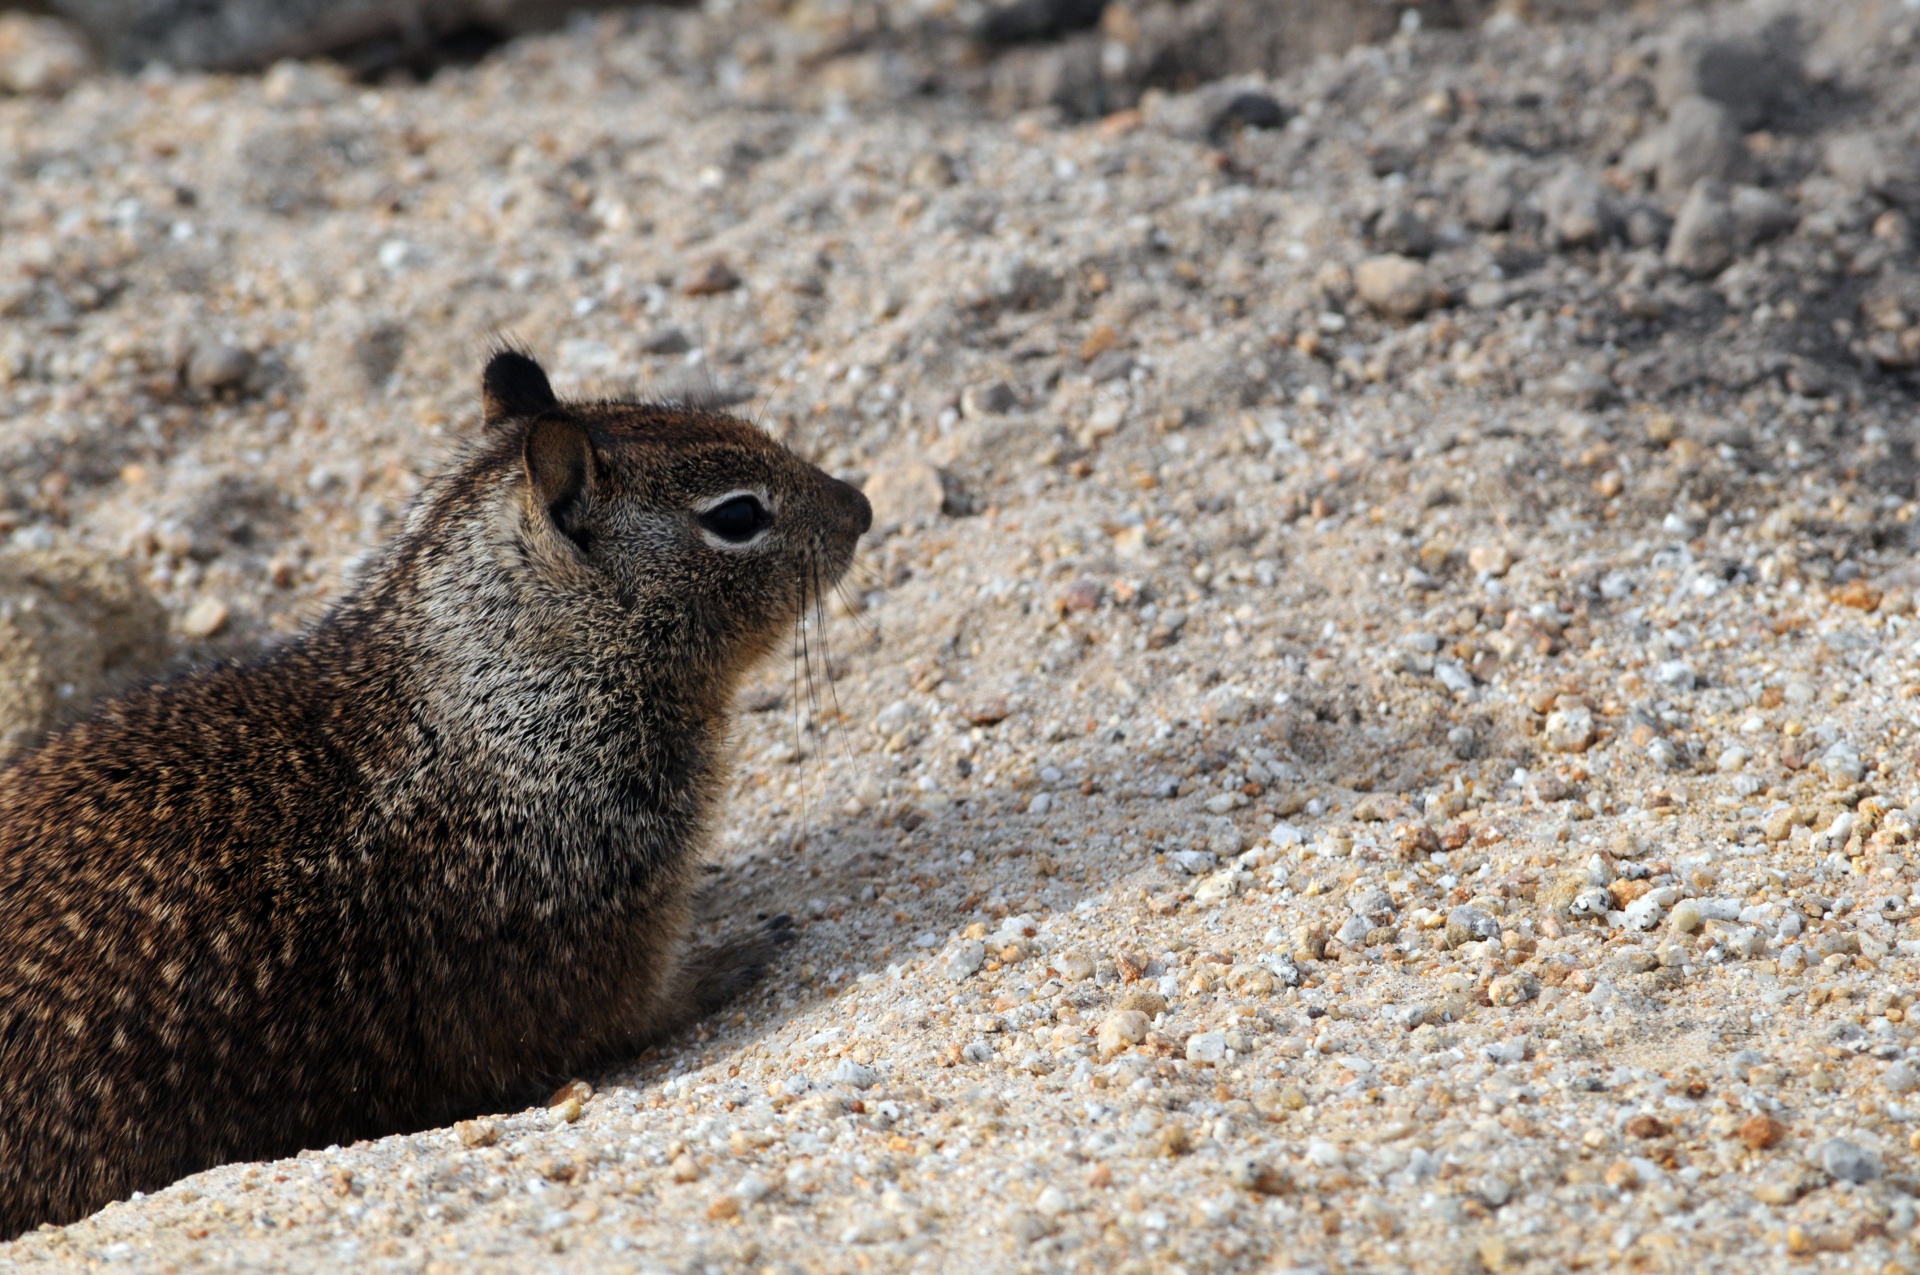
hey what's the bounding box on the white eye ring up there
[694,488,774,548]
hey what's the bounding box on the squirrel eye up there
[698,494,771,543]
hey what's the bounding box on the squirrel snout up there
[834,478,873,538]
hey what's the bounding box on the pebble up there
[1738,1115,1787,1150]
[1185,1032,1229,1065]
[1542,167,1612,247]
[1170,849,1218,875]
[862,459,947,532]
[1461,161,1516,230]
[1881,1061,1918,1095]
[827,1060,880,1089]
[1655,31,1779,128]
[962,381,1017,416]
[186,343,254,393]
[1097,1010,1150,1059]
[1668,899,1703,933]
[1544,706,1595,753]
[1656,96,1743,194]
[0,13,91,96]
[179,597,231,639]
[1817,1138,1880,1185]
[1054,951,1094,981]
[1665,179,1737,277]
[1445,906,1498,948]
[1467,544,1513,576]
[942,939,987,981]
[1228,1158,1291,1195]
[1353,255,1435,320]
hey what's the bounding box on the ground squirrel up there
[0,351,871,1238]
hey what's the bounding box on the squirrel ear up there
[523,416,595,549]
[483,350,558,426]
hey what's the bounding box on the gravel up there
[11,0,1920,1270]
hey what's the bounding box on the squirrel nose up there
[838,479,872,536]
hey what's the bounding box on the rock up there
[0,13,92,95]
[640,327,694,355]
[1819,741,1865,784]
[1730,186,1795,251]
[1147,79,1289,143]
[1737,1115,1786,1150]
[1652,660,1696,692]
[1185,1032,1229,1065]
[1373,204,1435,257]
[1542,167,1614,247]
[1825,131,1920,207]
[972,0,1107,46]
[1446,906,1498,949]
[862,459,947,532]
[453,1118,499,1147]
[1467,544,1513,576]
[1097,1010,1150,1059]
[1486,972,1539,1006]
[0,546,170,758]
[1353,255,1435,320]
[1655,30,1782,129]
[962,381,1017,416]
[1817,1138,1881,1185]
[1054,950,1094,982]
[1544,707,1596,753]
[1665,180,1737,278]
[186,343,254,394]
[1882,1061,1920,1095]
[682,258,742,296]
[1668,899,1703,934]
[1461,162,1516,230]
[1227,1158,1291,1195]
[179,597,231,639]
[942,939,987,981]
[1170,849,1218,875]
[827,1059,880,1089]
[1656,96,1744,195]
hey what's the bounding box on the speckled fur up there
[0,354,870,1238]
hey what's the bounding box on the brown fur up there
[0,352,869,1238]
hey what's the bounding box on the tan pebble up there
[670,1153,701,1182]
[1353,254,1436,319]
[1625,1114,1668,1138]
[1117,988,1167,1017]
[1153,1123,1191,1158]
[552,1097,583,1124]
[1603,1159,1639,1190]
[1227,1157,1291,1195]
[1096,1010,1150,1060]
[706,1194,740,1220]
[550,1079,593,1106]
[179,597,229,639]
[453,1118,499,1148]
[1467,544,1514,576]
[1085,1162,1112,1188]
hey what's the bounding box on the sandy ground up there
[9,0,1920,1270]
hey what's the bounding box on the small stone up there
[179,597,230,639]
[0,14,91,96]
[1373,204,1435,257]
[1227,1158,1291,1195]
[1446,906,1498,949]
[186,343,253,393]
[962,381,1017,417]
[1462,161,1516,230]
[1882,1062,1919,1095]
[1544,707,1596,753]
[1170,849,1218,875]
[1117,988,1167,1017]
[828,1059,880,1089]
[551,1096,583,1124]
[1353,255,1435,320]
[1668,900,1703,934]
[454,1118,499,1148]
[681,258,742,296]
[1652,660,1696,692]
[1730,186,1795,251]
[1487,972,1539,1006]
[1655,31,1780,129]
[1656,95,1744,195]
[671,1153,701,1182]
[1467,544,1513,577]
[863,459,947,532]
[1737,1115,1787,1151]
[1054,951,1094,982]
[1033,1185,1072,1218]
[1666,180,1737,278]
[1542,167,1614,247]
[1152,1123,1192,1158]
[1626,1114,1669,1139]
[1818,1137,1881,1184]
[1097,1010,1150,1059]
[641,327,694,355]
[943,939,987,981]
[1185,1032,1229,1065]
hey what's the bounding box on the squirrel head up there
[469,349,871,687]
